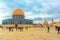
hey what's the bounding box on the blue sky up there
[0,0,60,24]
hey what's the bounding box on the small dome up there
[13,9,24,16]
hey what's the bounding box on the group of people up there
[46,25,60,34]
[55,26,60,34]
[7,24,29,31]
[7,27,24,31]
[0,24,60,34]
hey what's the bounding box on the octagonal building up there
[2,9,33,25]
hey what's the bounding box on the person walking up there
[47,25,50,33]
[15,24,18,30]
[57,27,60,34]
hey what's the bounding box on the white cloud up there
[25,0,31,3]
[0,11,6,24]
[0,2,6,8]
[0,10,10,24]
[25,11,39,19]
[25,0,34,4]
[0,2,7,24]
[54,19,60,22]
[33,20,42,24]
[33,6,40,11]
[39,13,49,18]
[24,11,53,19]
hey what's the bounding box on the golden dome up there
[13,9,24,16]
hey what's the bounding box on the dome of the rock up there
[2,9,33,25]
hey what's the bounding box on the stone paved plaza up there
[0,27,60,40]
